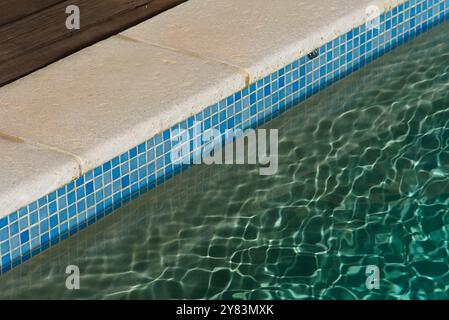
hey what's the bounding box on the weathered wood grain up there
[0,0,187,87]
[0,0,65,26]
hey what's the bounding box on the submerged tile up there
[0,0,446,275]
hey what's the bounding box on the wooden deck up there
[0,0,187,87]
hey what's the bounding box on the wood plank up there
[0,0,65,26]
[0,0,187,87]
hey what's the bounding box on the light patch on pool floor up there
[0,0,447,275]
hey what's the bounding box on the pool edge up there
[1,0,448,274]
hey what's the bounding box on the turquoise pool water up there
[1,21,449,300]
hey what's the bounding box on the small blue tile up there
[112,167,120,180]
[9,222,19,236]
[122,175,130,188]
[20,231,29,244]
[86,181,94,195]
[0,217,7,229]
[0,228,8,242]
[103,161,112,172]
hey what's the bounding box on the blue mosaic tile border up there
[1,0,448,275]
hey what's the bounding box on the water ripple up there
[1,21,449,300]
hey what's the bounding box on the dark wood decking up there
[0,0,187,87]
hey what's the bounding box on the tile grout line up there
[116,33,252,87]
[0,0,447,275]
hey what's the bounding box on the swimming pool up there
[1,18,448,299]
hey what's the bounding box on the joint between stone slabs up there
[116,33,251,87]
[0,130,85,177]
[0,131,25,144]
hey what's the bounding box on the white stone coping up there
[0,0,407,217]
